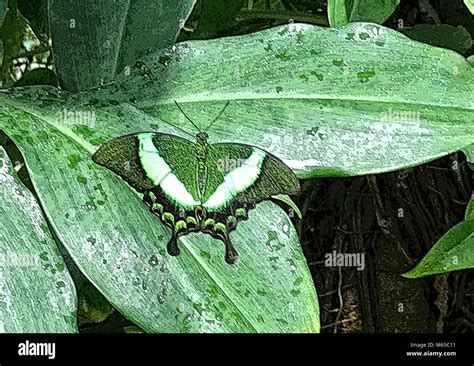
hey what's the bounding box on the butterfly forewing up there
[93,133,201,209]
[92,134,155,192]
[204,143,300,211]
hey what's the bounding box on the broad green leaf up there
[76,275,115,326]
[0,0,2,70]
[403,220,474,278]
[49,0,196,91]
[327,0,348,26]
[468,55,474,66]
[0,0,5,24]
[466,194,474,221]
[116,0,197,72]
[464,0,474,15]
[272,194,302,219]
[327,0,400,26]
[0,0,34,84]
[17,0,48,40]
[95,22,473,178]
[462,143,474,165]
[399,25,472,55]
[0,146,77,332]
[179,0,244,40]
[0,97,320,333]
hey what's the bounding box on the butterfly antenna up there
[174,100,202,133]
[204,100,231,132]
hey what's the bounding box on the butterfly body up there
[93,131,299,264]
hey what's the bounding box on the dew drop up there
[148,255,159,266]
[132,277,141,286]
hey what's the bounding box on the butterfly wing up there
[203,143,300,212]
[92,133,201,209]
[91,133,154,192]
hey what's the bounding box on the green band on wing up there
[138,133,199,209]
[138,133,171,185]
[204,148,265,211]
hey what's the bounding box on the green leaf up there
[468,55,474,66]
[466,194,474,221]
[0,0,4,65]
[403,220,474,278]
[0,0,34,84]
[0,97,320,333]
[48,0,196,91]
[76,276,115,326]
[0,0,5,24]
[327,0,400,26]
[180,0,244,40]
[0,146,77,332]
[462,143,474,165]
[116,0,197,72]
[99,22,474,178]
[464,0,474,15]
[401,24,473,54]
[17,0,48,40]
[399,24,472,55]
[327,0,348,26]
[272,194,302,219]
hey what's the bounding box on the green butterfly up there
[92,102,300,264]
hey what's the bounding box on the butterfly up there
[92,101,300,264]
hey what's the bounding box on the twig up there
[321,318,352,330]
[334,266,343,333]
[319,283,356,297]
